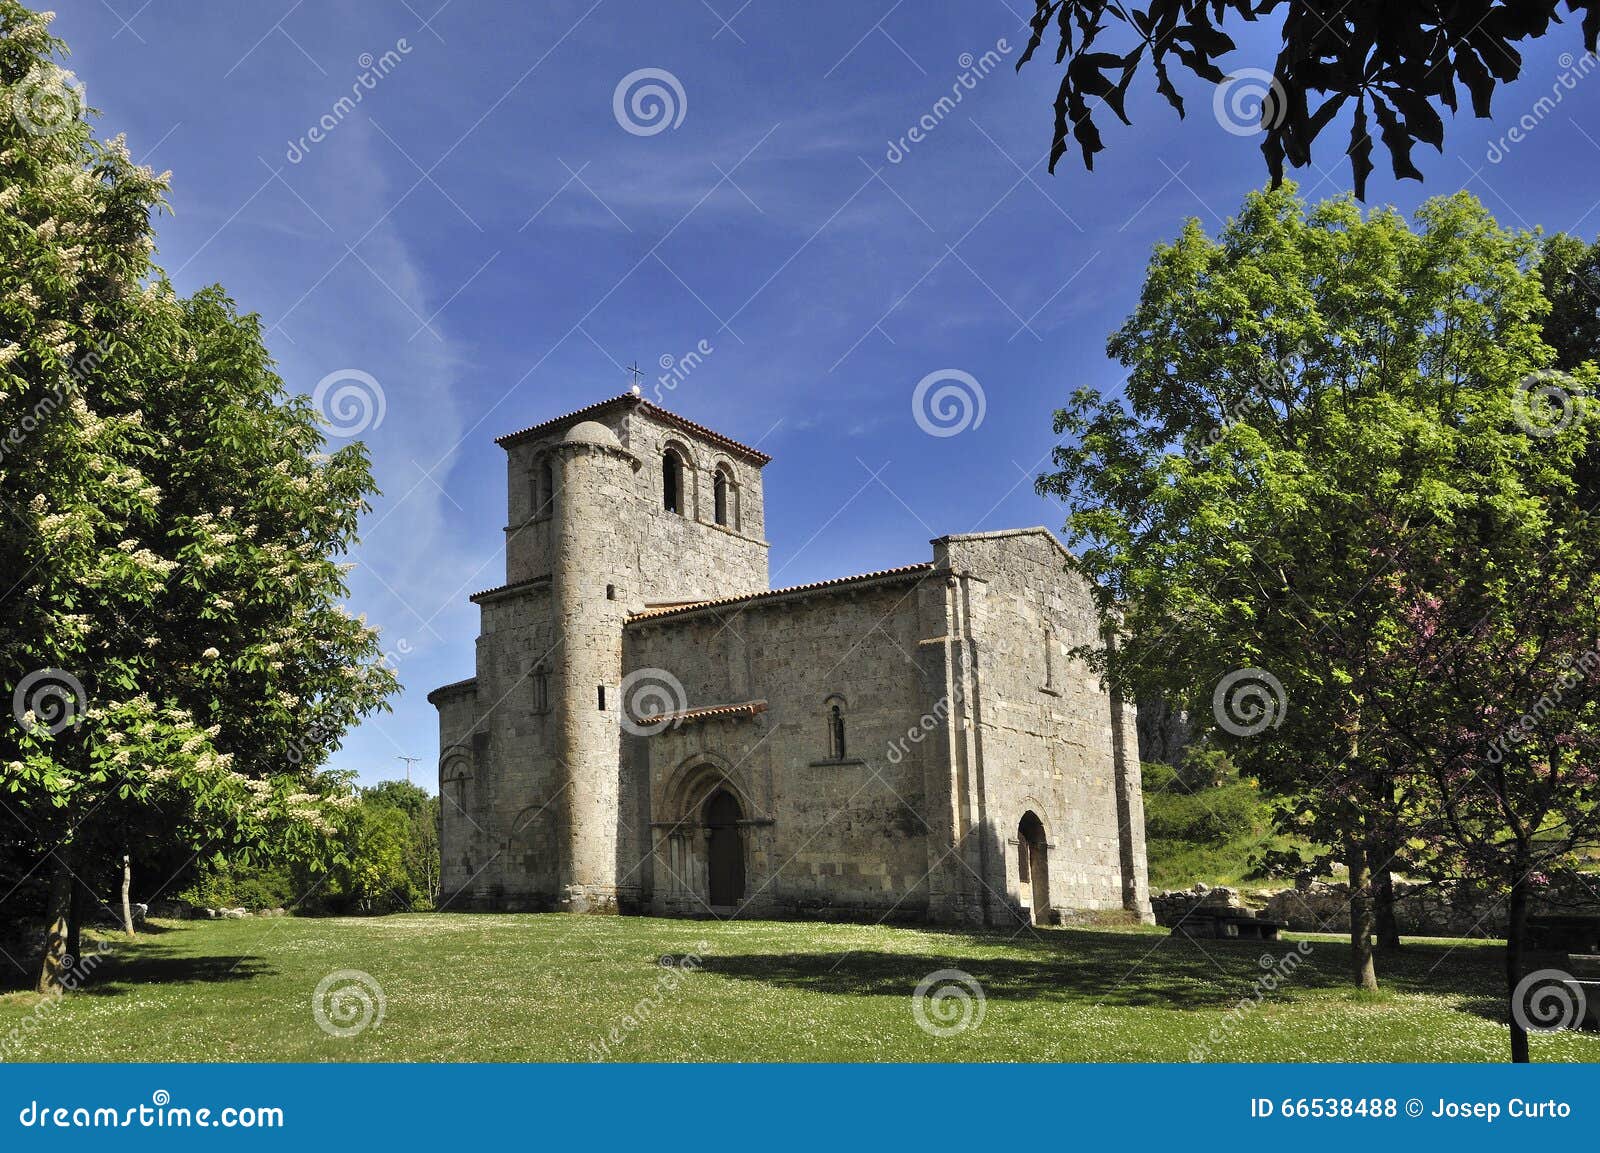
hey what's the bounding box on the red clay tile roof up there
[494,392,772,465]
[627,563,935,624]
[425,677,478,705]
[634,700,769,727]
[469,575,550,603]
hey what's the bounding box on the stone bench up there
[1172,908,1287,941]
[1563,955,1599,1031]
[1527,915,1600,953]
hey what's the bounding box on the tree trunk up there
[1372,768,1402,950]
[35,852,74,995]
[1507,873,1531,1064]
[1346,836,1379,991]
[1374,863,1402,950]
[66,874,86,967]
[120,855,135,936]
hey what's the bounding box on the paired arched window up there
[531,457,555,520]
[662,448,685,515]
[713,464,737,529]
[824,695,848,760]
[441,752,473,822]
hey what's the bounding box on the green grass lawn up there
[2,914,1596,1062]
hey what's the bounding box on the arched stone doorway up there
[704,788,745,908]
[1017,811,1049,924]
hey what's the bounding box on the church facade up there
[428,392,1152,927]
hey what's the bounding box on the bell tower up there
[549,420,640,912]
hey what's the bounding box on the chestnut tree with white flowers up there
[0,3,396,993]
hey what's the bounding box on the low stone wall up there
[1149,884,1247,926]
[1260,882,1483,936]
[1153,878,1600,939]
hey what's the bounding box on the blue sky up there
[54,1,1600,790]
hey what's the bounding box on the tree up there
[341,779,440,912]
[180,778,442,915]
[0,3,396,992]
[1037,184,1561,995]
[1369,402,1600,1061]
[1540,232,1600,370]
[1014,0,1600,197]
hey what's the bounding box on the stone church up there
[428,391,1152,926]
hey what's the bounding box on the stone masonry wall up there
[1152,878,1600,938]
[502,410,768,599]
[624,576,940,920]
[935,530,1150,921]
[433,583,564,910]
[437,403,774,909]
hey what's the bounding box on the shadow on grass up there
[0,924,273,996]
[78,951,273,995]
[93,920,180,935]
[698,927,1517,1012]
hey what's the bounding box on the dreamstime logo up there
[912,369,986,438]
[1213,68,1285,137]
[1187,353,1295,461]
[1212,668,1286,737]
[1188,942,1315,1061]
[1486,641,1600,765]
[885,38,1013,163]
[312,369,386,437]
[1511,371,1583,437]
[0,942,112,1061]
[655,339,713,402]
[1486,51,1599,162]
[587,942,709,1060]
[0,335,116,466]
[886,689,967,765]
[613,68,687,136]
[311,969,385,1038]
[911,968,985,1037]
[285,39,414,163]
[1511,968,1587,1033]
[618,668,688,736]
[11,65,85,136]
[378,636,414,672]
[13,669,87,736]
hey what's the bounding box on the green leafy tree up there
[332,780,440,912]
[0,4,396,992]
[1539,232,1600,370]
[183,778,441,915]
[1038,185,1562,995]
